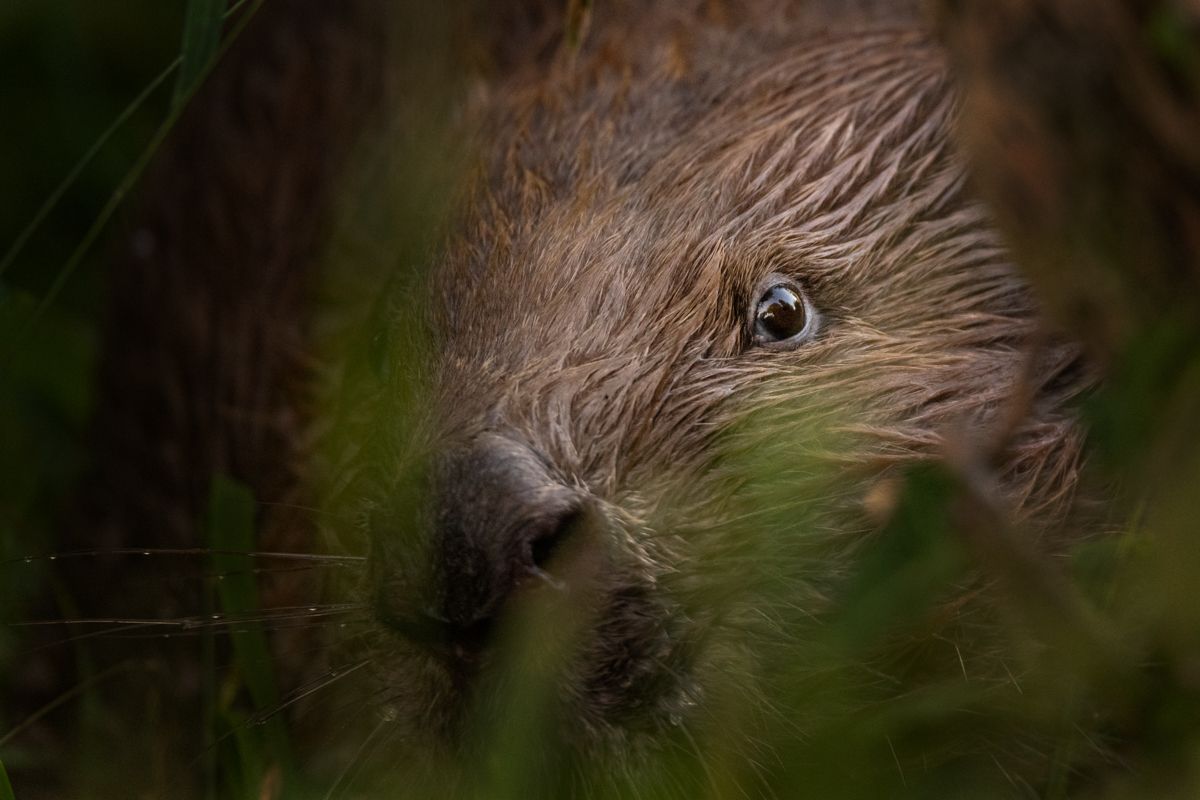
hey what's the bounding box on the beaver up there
[333,0,1092,793]
[9,1,1116,797]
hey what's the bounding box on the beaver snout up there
[367,430,693,740]
[376,433,592,663]
[434,434,584,628]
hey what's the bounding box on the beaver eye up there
[750,278,815,348]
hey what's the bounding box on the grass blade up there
[1,0,255,285]
[174,0,226,109]
[206,475,296,795]
[0,757,13,800]
[0,0,262,365]
[0,58,179,282]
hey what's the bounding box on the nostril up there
[529,507,582,574]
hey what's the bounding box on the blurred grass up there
[0,0,173,620]
[205,475,296,799]
[0,3,278,797]
[174,0,225,110]
[0,1,181,298]
[0,0,260,363]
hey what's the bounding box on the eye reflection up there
[753,282,811,345]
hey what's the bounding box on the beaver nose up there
[429,433,582,649]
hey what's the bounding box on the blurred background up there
[1,6,188,791]
[0,2,443,796]
[1,0,182,602]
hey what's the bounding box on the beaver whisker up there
[13,606,369,653]
[13,603,366,627]
[1,547,365,567]
[321,715,393,800]
[245,659,373,728]
[55,617,376,642]
[189,658,375,775]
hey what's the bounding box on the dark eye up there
[751,278,815,347]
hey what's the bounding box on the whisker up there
[246,659,373,727]
[293,683,395,738]
[2,548,365,568]
[324,713,391,800]
[254,500,355,520]
[0,660,140,748]
[124,561,360,584]
[210,563,358,580]
[12,606,371,652]
[74,617,376,641]
[189,660,374,772]
[208,628,377,677]
[12,603,367,628]
[2,560,359,609]
[21,621,157,653]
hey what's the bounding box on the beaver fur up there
[346,0,1093,790]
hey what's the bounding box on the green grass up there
[0,0,261,365]
[205,475,297,798]
[174,0,225,110]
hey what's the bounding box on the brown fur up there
[356,0,1091,772]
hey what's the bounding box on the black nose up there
[426,433,582,650]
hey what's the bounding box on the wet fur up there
[362,0,1091,770]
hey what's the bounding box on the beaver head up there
[350,9,1086,771]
